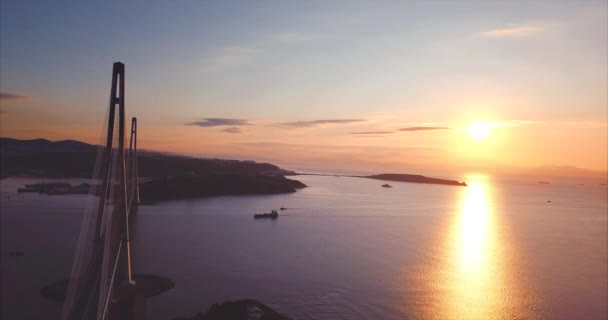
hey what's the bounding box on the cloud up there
[352,135,388,138]
[202,46,259,72]
[350,131,394,135]
[0,92,29,101]
[490,119,607,128]
[269,32,328,44]
[203,31,327,72]
[398,126,450,132]
[274,119,367,128]
[221,127,244,134]
[482,25,543,38]
[187,118,253,127]
[491,120,540,127]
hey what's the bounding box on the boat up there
[280,206,286,210]
[381,184,392,188]
[254,210,279,219]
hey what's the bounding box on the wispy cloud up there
[187,118,253,127]
[274,119,366,128]
[203,31,328,72]
[221,127,244,134]
[350,131,394,135]
[269,32,328,44]
[202,46,259,72]
[490,120,540,127]
[398,126,450,132]
[482,25,543,38]
[490,119,607,127]
[0,92,29,101]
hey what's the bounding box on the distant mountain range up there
[528,165,606,177]
[2,137,604,181]
[0,138,97,154]
[0,137,293,179]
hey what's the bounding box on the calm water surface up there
[1,175,606,319]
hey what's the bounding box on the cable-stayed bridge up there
[55,62,170,320]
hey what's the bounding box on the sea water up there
[1,174,606,319]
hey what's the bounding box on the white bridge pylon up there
[62,62,140,320]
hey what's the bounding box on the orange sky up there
[1,1,606,175]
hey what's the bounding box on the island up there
[364,173,467,186]
[174,299,292,320]
[18,182,97,195]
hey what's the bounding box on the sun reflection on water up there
[448,180,497,319]
[402,176,540,319]
[459,181,490,269]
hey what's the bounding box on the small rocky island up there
[365,173,467,186]
[174,300,292,320]
[18,182,98,195]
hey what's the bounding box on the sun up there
[468,121,492,140]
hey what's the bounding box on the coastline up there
[294,172,467,187]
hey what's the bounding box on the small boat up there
[9,251,24,257]
[254,210,279,219]
[381,184,392,188]
[280,207,286,210]
[538,181,550,185]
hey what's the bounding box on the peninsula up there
[2,138,307,201]
[139,175,306,202]
[294,172,467,187]
[365,173,467,186]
